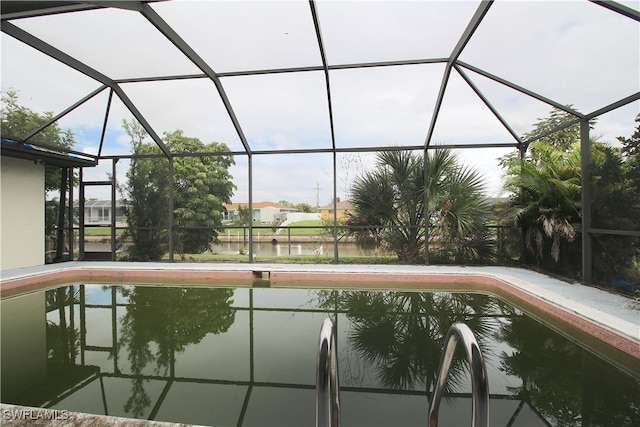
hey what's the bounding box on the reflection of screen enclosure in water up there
[1,285,638,426]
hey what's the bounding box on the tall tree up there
[165,129,235,258]
[121,119,169,261]
[123,125,235,260]
[347,149,493,263]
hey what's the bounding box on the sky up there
[2,0,639,205]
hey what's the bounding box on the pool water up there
[1,284,638,426]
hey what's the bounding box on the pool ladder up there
[316,318,341,427]
[315,320,489,427]
[428,323,490,427]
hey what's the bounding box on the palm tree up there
[501,109,640,282]
[347,149,494,263]
[429,158,496,264]
[500,140,582,271]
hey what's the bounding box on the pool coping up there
[2,262,639,361]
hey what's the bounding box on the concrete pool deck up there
[1,262,639,363]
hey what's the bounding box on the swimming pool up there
[1,281,638,426]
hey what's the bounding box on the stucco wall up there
[1,157,45,270]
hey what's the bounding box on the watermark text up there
[1,408,70,422]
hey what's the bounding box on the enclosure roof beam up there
[449,0,493,64]
[589,0,640,21]
[523,92,640,145]
[97,89,115,157]
[23,85,108,143]
[424,1,493,149]
[113,58,450,84]
[250,142,519,156]
[0,2,99,21]
[110,85,172,157]
[423,67,452,150]
[0,1,165,20]
[522,117,580,145]
[96,141,519,160]
[456,61,584,118]
[310,0,337,151]
[81,1,146,13]
[139,3,253,156]
[454,64,524,147]
[0,20,171,158]
[585,92,640,120]
[330,58,449,71]
[1,21,111,90]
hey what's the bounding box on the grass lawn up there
[224,220,263,234]
[280,220,328,235]
[83,227,126,236]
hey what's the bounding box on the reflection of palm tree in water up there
[318,290,500,393]
[117,286,236,418]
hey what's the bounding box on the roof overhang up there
[1,137,97,168]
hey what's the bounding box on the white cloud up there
[1,34,100,114]
[12,7,200,79]
[154,0,322,72]
[222,71,332,150]
[316,1,480,64]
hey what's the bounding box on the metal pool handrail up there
[316,317,341,427]
[428,323,489,427]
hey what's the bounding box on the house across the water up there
[73,199,128,227]
[224,201,298,223]
[319,200,353,220]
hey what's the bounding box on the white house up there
[74,199,128,227]
[224,201,297,223]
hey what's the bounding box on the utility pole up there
[314,182,321,212]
